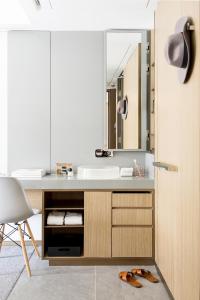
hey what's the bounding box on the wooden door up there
[84,192,112,257]
[155,1,200,300]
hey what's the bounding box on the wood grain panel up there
[112,193,152,208]
[112,208,152,225]
[25,190,43,210]
[84,192,112,257]
[155,2,200,300]
[112,227,152,257]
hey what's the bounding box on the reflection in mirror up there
[106,30,150,150]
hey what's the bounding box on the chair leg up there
[24,220,40,257]
[0,225,5,253]
[18,224,31,277]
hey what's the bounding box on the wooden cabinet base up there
[48,257,154,266]
[42,190,154,265]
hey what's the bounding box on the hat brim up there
[175,17,191,83]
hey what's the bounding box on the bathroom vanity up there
[21,176,154,266]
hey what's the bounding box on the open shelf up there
[44,210,84,227]
[44,191,84,209]
[44,227,84,258]
[43,191,84,258]
[45,207,84,211]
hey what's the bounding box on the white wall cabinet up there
[7,31,51,173]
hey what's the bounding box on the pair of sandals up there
[119,268,159,288]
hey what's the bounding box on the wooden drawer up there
[112,208,152,225]
[112,227,152,257]
[112,193,152,208]
[25,190,43,210]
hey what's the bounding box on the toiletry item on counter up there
[64,212,83,225]
[133,159,146,177]
[67,168,74,177]
[56,163,72,175]
[134,159,143,177]
[120,168,134,177]
[11,169,46,179]
[132,166,146,177]
[47,211,65,226]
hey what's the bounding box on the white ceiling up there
[0,0,30,29]
[0,0,157,30]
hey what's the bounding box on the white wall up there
[7,31,51,174]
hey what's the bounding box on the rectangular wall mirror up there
[105,30,150,151]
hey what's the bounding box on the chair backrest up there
[0,177,33,224]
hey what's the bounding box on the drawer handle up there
[153,162,178,172]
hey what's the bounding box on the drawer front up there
[112,208,152,225]
[112,227,152,257]
[112,193,152,208]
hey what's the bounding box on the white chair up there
[0,177,40,276]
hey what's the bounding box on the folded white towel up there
[64,212,83,225]
[47,211,65,226]
[11,169,46,178]
[120,168,133,177]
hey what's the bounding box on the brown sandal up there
[131,268,159,283]
[119,271,143,288]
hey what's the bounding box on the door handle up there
[153,162,178,172]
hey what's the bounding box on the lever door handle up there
[153,161,178,172]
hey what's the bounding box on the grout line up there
[6,249,35,300]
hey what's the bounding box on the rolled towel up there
[47,211,65,226]
[64,212,83,225]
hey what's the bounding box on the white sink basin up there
[77,165,120,179]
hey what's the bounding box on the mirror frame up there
[104,29,150,152]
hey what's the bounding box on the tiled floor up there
[0,246,171,300]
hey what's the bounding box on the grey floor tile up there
[28,252,94,276]
[8,270,95,300]
[0,246,34,275]
[0,274,19,300]
[119,265,170,300]
[1,247,171,300]
[0,245,33,258]
[96,266,123,300]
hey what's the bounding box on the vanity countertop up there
[19,175,154,190]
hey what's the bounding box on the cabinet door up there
[112,227,152,257]
[84,192,111,257]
